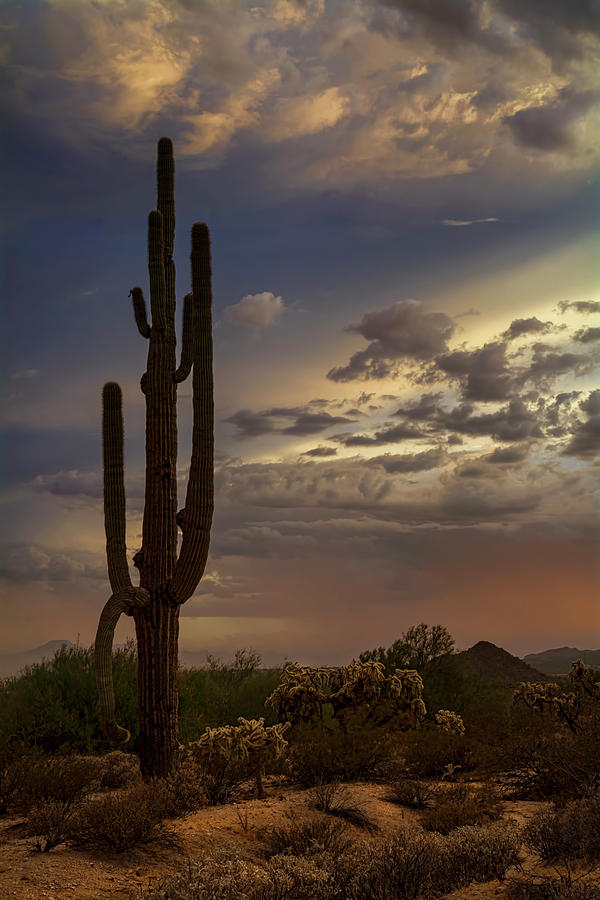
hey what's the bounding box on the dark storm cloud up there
[31,470,145,502]
[394,392,444,420]
[332,421,425,447]
[504,89,598,152]
[441,398,543,442]
[558,300,600,314]
[225,406,357,439]
[574,326,600,344]
[503,317,554,340]
[327,300,455,383]
[372,447,448,473]
[371,0,600,65]
[561,389,600,460]
[525,344,598,384]
[436,342,514,401]
[301,447,338,457]
[486,445,530,464]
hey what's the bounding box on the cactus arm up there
[130,287,151,338]
[157,137,176,329]
[174,293,194,383]
[148,210,166,331]
[95,587,150,742]
[102,382,132,593]
[172,223,214,604]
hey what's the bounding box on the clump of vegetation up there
[310,781,376,829]
[401,723,473,777]
[22,756,102,852]
[261,813,351,859]
[522,795,600,864]
[144,820,521,899]
[421,781,505,834]
[386,776,435,809]
[68,782,169,852]
[96,749,140,789]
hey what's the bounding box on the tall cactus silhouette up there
[95,138,214,778]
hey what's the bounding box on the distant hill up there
[456,640,551,687]
[523,646,600,676]
[0,640,74,678]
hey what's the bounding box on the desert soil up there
[0,779,567,899]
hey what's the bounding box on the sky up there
[1,0,599,665]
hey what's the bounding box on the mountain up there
[456,640,551,687]
[523,646,600,676]
[0,640,74,678]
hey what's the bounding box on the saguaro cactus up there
[95,138,214,778]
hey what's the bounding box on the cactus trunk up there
[95,138,214,779]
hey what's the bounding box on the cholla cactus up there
[188,717,290,800]
[266,661,427,724]
[435,709,465,736]
[266,665,329,723]
[514,680,582,734]
[94,138,214,778]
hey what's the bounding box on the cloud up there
[371,446,447,473]
[525,343,598,384]
[503,316,553,340]
[486,445,529,464]
[436,341,514,401]
[332,421,425,446]
[441,398,543,442]
[442,218,499,227]
[328,300,455,382]
[225,405,357,439]
[574,326,600,344]
[262,86,350,142]
[0,543,106,585]
[557,300,600,315]
[504,88,598,152]
[223,291,284,328]
[561,389,600,460]
[33,470,102,499]
[301,447,338,457]
[394,392,444,420]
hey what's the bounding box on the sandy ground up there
[0,779,582,899]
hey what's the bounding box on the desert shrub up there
[19,754,102,811]
[261,813,350,859]
[22,756,102,852]
[263,852,339,899]
[387,777,435,809]
[310,781,376,830]
[97,750,140,789]
[335,821,520,899]
[144,847,270,899]
[0,737,37,815]
[288,710,395,785]
[507,877,600,900]
[522,795,600,864]
[68,782,168,852]
[421,781,504,834]
[156,755,207,817]
[401,724,473,778]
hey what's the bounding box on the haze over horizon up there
[1,0,599,666]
